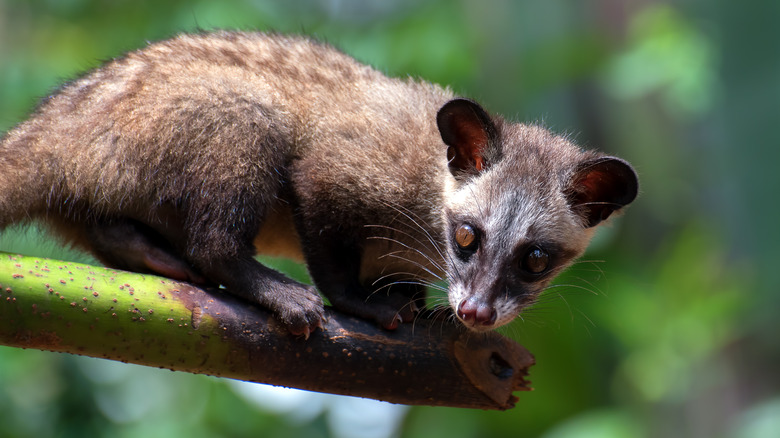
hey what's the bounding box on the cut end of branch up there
[454,333,535,410]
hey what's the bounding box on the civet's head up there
[437,99,638,331]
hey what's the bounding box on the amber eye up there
[454,224,478,251]
[522,246,549,275]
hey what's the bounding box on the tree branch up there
[0,252,534,410]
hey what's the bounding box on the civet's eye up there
[521,246,549,275]
[454,223,478,251]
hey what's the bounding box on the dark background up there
[0,1,777,437]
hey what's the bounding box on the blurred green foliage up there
[0,0,777,437]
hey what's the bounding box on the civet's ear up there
[567,157,638,227]
[437,99,497,177]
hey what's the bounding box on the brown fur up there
[0,31,637,334]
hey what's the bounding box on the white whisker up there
[373,250,444,281]
[370,201,465,286]
[366,233,445,275]
[371,270,433,287]
[543,283,599,296]
[375,201,447,262]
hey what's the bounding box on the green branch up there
[0,252,534,410]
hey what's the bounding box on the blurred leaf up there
[726,398,780,438]
[602,4,718,118]
[602,223,745,403]
[540,409,644,438]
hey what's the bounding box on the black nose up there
[457,298,497,327]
